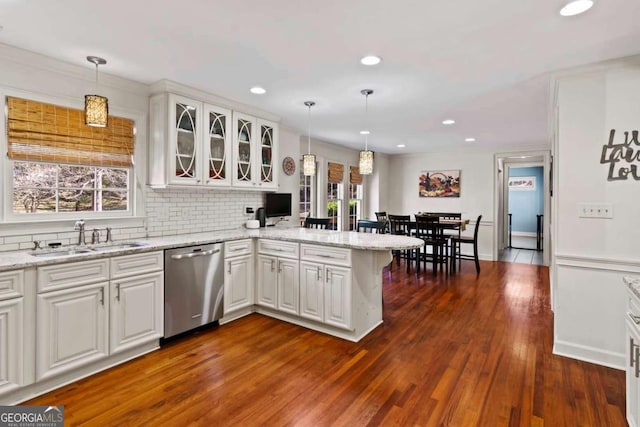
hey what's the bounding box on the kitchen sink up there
[30,248,95,257]
[30,242,150,257]
[88,242,150,252]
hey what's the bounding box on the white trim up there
[512,231,537,237]
[555,253,640,273]
[553,339,625,371]
[0,216,146,237]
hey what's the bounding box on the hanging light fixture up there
[85,56,108,127]
[359,89,374,175]
[303,101,316,176]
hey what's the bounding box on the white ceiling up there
[1,0,639,154]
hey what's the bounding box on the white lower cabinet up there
[36,282,109,381]
[0,297,24,394]
[257,240,300,316]
[627,315,640,427]
[300,261,351,330]
[110,271,163,354]
[224,240,254,315]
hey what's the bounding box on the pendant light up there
[303,101,316,176]
[359,89,374,175]
[85,56,109,127]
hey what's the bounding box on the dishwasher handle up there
[170,248,220,260]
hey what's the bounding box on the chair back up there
[472,215,482,241]
[388,215,411,236]
[414,214,441,240]
[375,211,388,221]
[356,220,387,234]
[420,212,461,220]
[304,217,330,229]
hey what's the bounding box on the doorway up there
[493,151,551,266]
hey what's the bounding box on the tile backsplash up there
[145,188,264,237]
[0,188,264,252]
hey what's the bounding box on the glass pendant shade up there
[84,94,108,127]
[359,150,374,175]
[303,153,316,176]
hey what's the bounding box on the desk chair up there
[451,215,482,274]
[304,217,330,229]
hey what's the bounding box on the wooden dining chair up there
[304,217,330,229]
[450,215,482,274]
[414,214,449,275]
[375,211,388,221]
[356,220,387,234]
[388,215,415,272]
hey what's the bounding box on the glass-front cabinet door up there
[232,112,256,187]
[169,94,202,185]
[204,104,231,186]
[257,119,278,190]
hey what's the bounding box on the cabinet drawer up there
[37,259,109,293]
[258,239,299,259]
[110,251,163,280]
[300,244,351,267]
[0,269,24,300]
[225,239,253,258]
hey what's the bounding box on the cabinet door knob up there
[115,284,121,301]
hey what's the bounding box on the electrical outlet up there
[243,205,254,215]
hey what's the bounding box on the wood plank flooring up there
[26,260,626,426]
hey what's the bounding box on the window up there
[13,162,129,214]
[348,166,363,231]
[299,160,315,226]
[327,161,344,231]
[5,96,135,219]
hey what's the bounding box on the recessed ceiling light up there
[360,55,382,66]
[559,0,594,16]
[360,130,370,135]
[249,86,266,95]
[442,119,455,125]
[465,137,476,142]
[397,144,406,148]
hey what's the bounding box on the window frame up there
[0,88,145,225]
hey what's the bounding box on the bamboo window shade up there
[327,162,344,184]
[350,166,362,185]
[6,97,134,167]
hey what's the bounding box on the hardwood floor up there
[26,260,626,426]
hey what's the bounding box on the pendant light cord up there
[95,63,99,92]
[307,103,312,155]
[364,93,369,151]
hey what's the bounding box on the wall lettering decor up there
[600,129,640,181]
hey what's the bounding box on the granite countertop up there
[624,276,640,300]
[0,227,423,272]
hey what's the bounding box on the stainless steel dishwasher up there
[164,243,224,339]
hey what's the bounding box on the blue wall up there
[508,166,544,233]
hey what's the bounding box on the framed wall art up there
[419,170,460,197]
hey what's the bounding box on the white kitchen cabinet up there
[110,271,163,355]
[36,282,109,381]
[232,112,278,190]
[0,297,24,395]
[627,314,640,427]
[149,93,232,188]
[299,261,351,330]
[224,240,254,315]
[257,240,299,315]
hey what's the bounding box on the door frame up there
[493,150,551,266]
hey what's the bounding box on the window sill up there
[0,216,147,237]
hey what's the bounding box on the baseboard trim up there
[553,339,625,371]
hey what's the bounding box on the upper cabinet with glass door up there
[232,112,278,190]
[149,90,277,190]
[149,93,232,188]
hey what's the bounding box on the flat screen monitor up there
[265,193,292,218]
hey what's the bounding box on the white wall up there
[552,63,640,369]
[389,149,498,260]
[365,153,390,219]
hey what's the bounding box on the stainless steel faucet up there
[74,219,86,245]
[106,227,112,243]
[91,228,100,244]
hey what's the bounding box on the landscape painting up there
[419,170,461,198]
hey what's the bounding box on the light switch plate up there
[578,203,613,219]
